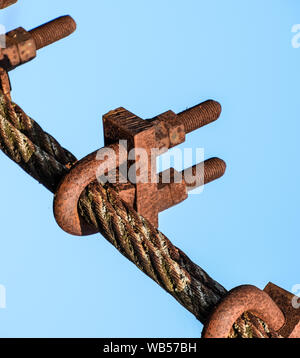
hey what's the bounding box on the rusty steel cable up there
[0,92,226,321]
[0,91,279,338]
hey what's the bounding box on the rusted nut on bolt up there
[157,168,188,212]
[0,0,17,9]
[55,101,225,235]
[102,101,223,226]
[151,110,185,150]
[156,158,226,212]
[105,157,226,216]
[202,285,285,338]
[0,16,76,71]
[54,143,128,237]
[54,147,226,236]
[3,27,37,68]
[150,100,222,150]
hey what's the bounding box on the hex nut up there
[152,110,185,149]
[5,27,36,66]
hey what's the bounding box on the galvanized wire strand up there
[0,91,277,337]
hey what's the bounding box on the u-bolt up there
[202,285,286,338]
[54,101,225,236]
[53,148,225,236]
[54,143,127,237]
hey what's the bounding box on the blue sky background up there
[0,0,299,338]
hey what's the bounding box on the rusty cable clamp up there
[53,101,226,235]
[1,2,299,338]
[202,283,300,338]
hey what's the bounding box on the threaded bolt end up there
[183,157,226,191]
[203,157,226,184]
[178,100,222,134]
[29,15,76,50]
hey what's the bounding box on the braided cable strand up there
[0,92,226,321]
[79,182,229,320]
[0,95,76,192]
[0,91,278,337]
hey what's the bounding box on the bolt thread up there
[178,100,222,134]
[183,157,226,191]
[29,15,76,50]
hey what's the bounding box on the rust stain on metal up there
[0,67,11,99]
[264,282,300,338]
[29,15,76,50]
[0,0,17,9]
[54,101,226,235]
[103,107,159,227]
[150,100,222,149]
[178,100,222,134]
[202,285,285,338]
[0,7,296,339]
[111,158,226,213]
[0,16,76,72]
[54,143,127,236]
[151,110,185,150]
[102,101,224,227]
[0,15,76,99]
[4,27,37,68]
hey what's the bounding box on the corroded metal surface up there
[0,91,228,326]
[103,107,159,226]
[54,101,226,234]
[54,143,127,236]
[157,168,188,212]
[102,102,224,227]
[151,110,185,149]
[150,100,222,149]
[0,0,17,9]
[0,67,11,99]
[264,282,300,338]
[178,100,222,134]
[0,5,296,338]
[111,159,226,212]
[0,16,76,72]
[202,285,285,338]
[0,15,76,100]
[30,16,76,50]
[4,27,37,68]
[54,155,226,236]
[184,157,227,192]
